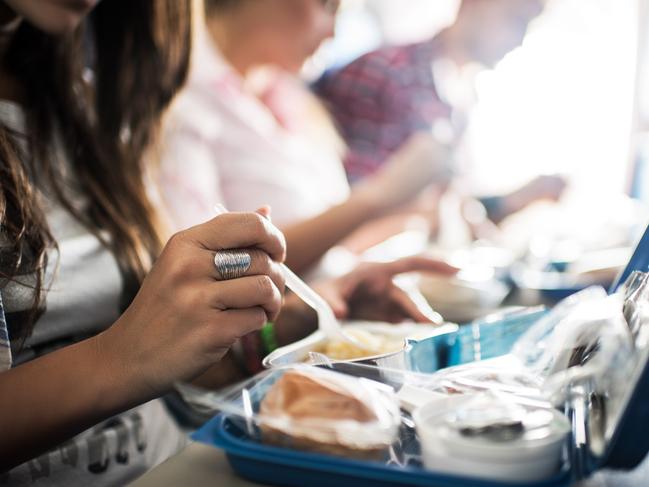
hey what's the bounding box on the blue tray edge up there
[193,415,572,487]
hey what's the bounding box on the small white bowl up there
[413,393,570,482]
[418,271,510,323]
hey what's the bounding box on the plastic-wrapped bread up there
[259,368,400,459]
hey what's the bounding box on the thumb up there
[256,205,272,221]
[313,283,350,319]
[390,285,443,324]
[329,297,349,320]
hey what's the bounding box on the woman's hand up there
[314,256,457,324]
[97,211,286,399]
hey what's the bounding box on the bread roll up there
[259,369,397,459]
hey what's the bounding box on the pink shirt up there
[160,34,350,230]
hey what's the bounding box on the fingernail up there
[214,204,228,215]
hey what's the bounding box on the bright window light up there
[466,0,638,203]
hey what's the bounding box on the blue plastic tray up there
[193,415,571,487]
[409,307,547,373]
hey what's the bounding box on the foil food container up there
[262,322,459,371]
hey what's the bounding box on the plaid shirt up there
[316,39,452,182]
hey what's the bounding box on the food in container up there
[413,391,570,482]
[259,368,401,459]
[263,321,456,368]
[313,327,434,361]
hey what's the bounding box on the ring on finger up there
[213,249,252,280]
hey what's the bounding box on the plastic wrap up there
[622,270,649,345]
[201,365,401,460]
[511,286,609,376]
[539,294,634,403]
[415,359,544,399]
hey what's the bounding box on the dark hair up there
[0,1,193,341]
[204,0,239,15]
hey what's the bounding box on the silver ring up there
[213,250,252,280]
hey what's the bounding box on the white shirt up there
[159,33,350,230]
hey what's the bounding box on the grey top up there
[0,101,187,486]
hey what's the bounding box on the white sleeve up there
[158,114,226,232]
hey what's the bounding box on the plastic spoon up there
[213,205,375,352]
[281,264,375,352]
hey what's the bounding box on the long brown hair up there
[0,1,192,341]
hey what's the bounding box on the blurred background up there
[312,0,638,201]
[302,0,649,320]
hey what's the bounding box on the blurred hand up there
[314,256,457,324]
[485,175,568,224]
[98,211,286,397]
[355,132,454,214]
[522,175,567,202]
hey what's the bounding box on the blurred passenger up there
[316,0,565,231]
[160,0,452,276]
